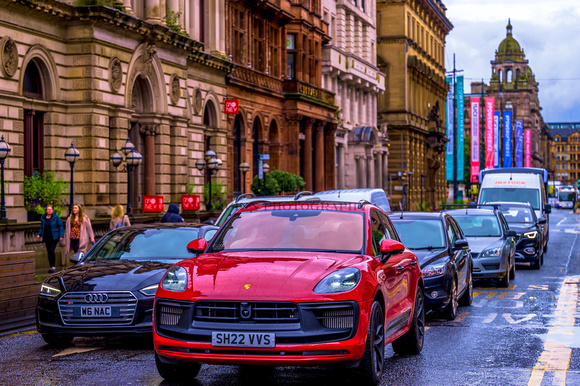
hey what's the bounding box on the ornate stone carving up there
[137,43,157,79]
[1,37,18,78]
[193,88,203,114]
[109,57,122,93]
[140,124,159,136]
[170,74,180,105]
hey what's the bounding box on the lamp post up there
[64,142,80,215]
[196,148,222,210]
[420,174,426,211]
[0,135,11,220]
[110,138,143,215]
[239,160,249,194]
[262,162,270,196]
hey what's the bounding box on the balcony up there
[323,46,385,92]
[284,80,335,106]
[230,66,284,94]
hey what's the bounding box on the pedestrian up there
[36,205,64,273]
[109,204,131,230]
[160,203,184,223]
[65,203,95,256]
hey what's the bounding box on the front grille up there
[302,303,355,329]
[160,306,184,326]
[482,263,500,271]
[58,291,137,325]
[194,301,298,323]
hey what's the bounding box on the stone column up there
[336,143,344,189]
[123,0,134,15]
[382,150,389,191]
[315,121,325,191]
[355,155,364,188]
[145,0,162,23]
[325,123,337,190]
[284,114,302,175]
[140,125,158,196]
[303,118,315,191]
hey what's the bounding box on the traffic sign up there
[260,154,270,160]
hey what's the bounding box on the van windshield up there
[480,188,540,210]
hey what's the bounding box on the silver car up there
[444,207,516,287]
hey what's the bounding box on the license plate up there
[80,306,112,317]
[212,332,275,348]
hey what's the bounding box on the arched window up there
[252,118,261,177]
[507,69,513,83]
[23,60,44,99]
[233,114,243,194]
[498,69,503,82]
[23,60,46,176]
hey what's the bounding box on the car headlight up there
[480,247,501,257]
[523,231,538,239]
[422,262,446,277]
[314,268,361,294]
[40,284,61,298]
[161,266,188,292]
[139,284,158,296]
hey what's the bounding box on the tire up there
[510,259,516,279]
[443,279,458,320]
[155,352,200,382]
[459,271,473,306]
[356,301,385,385]
[392,286,425,355]
[41,333,73,347]
[531,255,541,270]
[499,262,510,288]
[541,249,544,265]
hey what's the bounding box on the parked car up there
[443,207,516,287]
[313,188,391,213]
[487,201,546,269]
[390,212,473,320]
[153,200,424,385]
[36,224,218,346]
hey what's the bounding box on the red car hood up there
[184,251,367,301]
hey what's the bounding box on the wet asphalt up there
[1,208,579,386]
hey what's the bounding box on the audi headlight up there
[523,231,538,239]
[161,266,187,292]
[314,268,361,294]
[139,284,158,296]
[422,262,446,277]
[480,247,501,257]
[40,284,61,298]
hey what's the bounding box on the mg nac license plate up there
[212,332,275,348]
[80,306,112,317]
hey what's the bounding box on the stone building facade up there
[547,123,580,184]
[376,0,452,210]
[321,0,387,190]
[0,0,233,221]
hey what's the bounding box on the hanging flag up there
[515,120,524,167]
[446,77,454,181]
[457,76,465,182]
[503,110,513,168]
[484,97,495,169]
[470,98,480,183]
[524,129,532,167]
[493,111,500,168]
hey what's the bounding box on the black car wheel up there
[155,352,200,382]
[392,286,425,355]
[499,262,510,288]
[510,258,516,279]
[459,270,473,306]
[357,301,385,385]
[41,333,73,347]
[444,279,458,320]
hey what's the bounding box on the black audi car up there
[390,212,473,320]
[36,223,218,346]
[487,201,546,269]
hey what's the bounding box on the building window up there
[232,7,246,65]
[287,33,296,80]
[268,24,279,77]
[252,16,266,72]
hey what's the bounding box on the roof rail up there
[441,204,499,210]
[235,193,256,203]
[357,200,371,209]
[294,191,313,200]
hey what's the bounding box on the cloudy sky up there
[444,0,580,123]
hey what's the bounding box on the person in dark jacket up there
[160,203,184,223]
[36,205,65,273]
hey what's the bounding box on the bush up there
[269,170,305,194]
[251,174,280,196]
[203,181,227,210]
[23,171,69,217]
[415,201,431,212]
[575,201,580,210]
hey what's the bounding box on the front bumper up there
[423,275,451,312]
[471,254,508,280]
[514,237,541,263]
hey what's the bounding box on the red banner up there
[143,195,164,213]
[484,97,495,169]
[181,194,200,211]
[470,98,480,183]
[224,99,239,115]
[524,129,532,167]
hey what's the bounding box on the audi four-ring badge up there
[35,224,219,346]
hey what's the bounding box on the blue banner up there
[446,77,454,181]
[494,111,500,168]
[515,120,523,167]
[503,110,512,168]
[457,76,464,181]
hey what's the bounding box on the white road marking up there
[503,313,537,324]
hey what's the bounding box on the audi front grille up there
[58,291,138,325]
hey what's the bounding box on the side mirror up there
[70,252,84,264]
[187,238,207,255]
[507,230,517,238]
[380,239,405,262]
[203,220,215,225]
[545,204,552,214]
[537,217,547,225]
[454,239,469,250]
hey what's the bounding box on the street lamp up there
[110,138,143,215]
[262,162,270,196]
[0,135,11,220]
[64,142,80,215]
[196,148,222,210]
[239,160,249,194]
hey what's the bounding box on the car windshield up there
[453,215,501,237]
[480,188,540,210]
[391,220,446,249]
[216,203,244,227]
[498,207,535,224]
[208,209,365,253]
[84,228,202,262]
[558,192,575,201]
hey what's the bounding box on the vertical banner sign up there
[494,111,500,168]
[470,98,480,183]
[515,120,524,167]
[457,76,465,182]
[446,77,454,181]
[524,129,532,167]
[484,97,495,169]
[503,110,513,168]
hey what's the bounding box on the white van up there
[478,168,551,248]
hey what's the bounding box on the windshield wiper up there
[412,246,444,250]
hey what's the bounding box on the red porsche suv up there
[153,201,425,384]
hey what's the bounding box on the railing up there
[231,66,284,93]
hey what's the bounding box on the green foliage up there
[186,180,195,195]
[23,171,69,217]
[575,201,580,210]
[251,174,280,197]
[269,170,305,194]
[165,10,189,36]
[415,201,431,212]
[203,181,227,211]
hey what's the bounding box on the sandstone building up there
[547,123,580,185]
